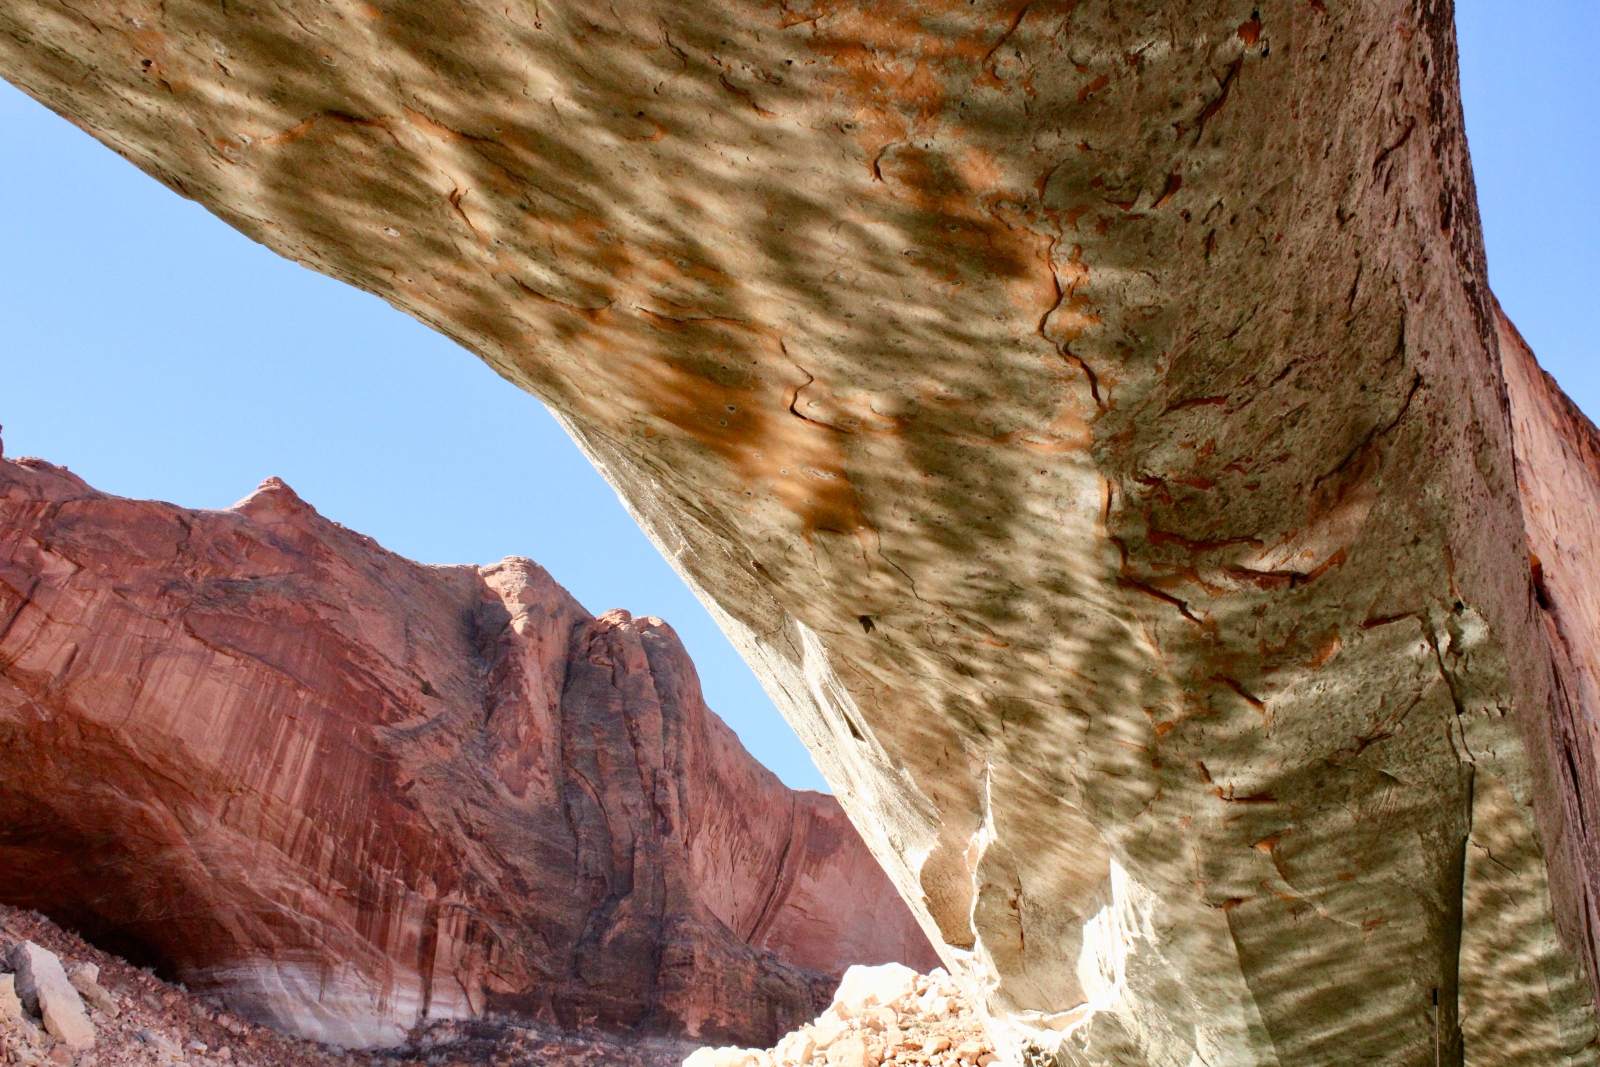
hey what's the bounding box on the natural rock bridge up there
[4,0,1598,1063]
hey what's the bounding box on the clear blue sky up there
[1,2,1594,793]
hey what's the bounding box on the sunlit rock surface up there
[4,0,1600,1061]
[0,458,937,1049]
[682,962,995,1067]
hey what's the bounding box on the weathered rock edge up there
[0,458,937,1048]
[4,0,1600,1062]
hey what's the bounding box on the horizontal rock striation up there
[0,457,936,1049]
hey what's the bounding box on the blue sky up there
[1456,0,1600,416]
[1,2,1594,793]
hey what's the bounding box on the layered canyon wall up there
[0,456,937,1049]
[4,0,1600,1062]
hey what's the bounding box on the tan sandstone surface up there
[0,455,936,1050]
[4,0,1600,1063]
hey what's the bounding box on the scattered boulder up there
[828,966,919,1019]
[7,942,94,1050]
[133,1028,178,1054]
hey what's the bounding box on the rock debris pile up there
[683,966,994,1067]
[0,904,695,1067]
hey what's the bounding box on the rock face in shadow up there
[0,457,937,1049]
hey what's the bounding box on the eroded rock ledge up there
[0,457,936,1049]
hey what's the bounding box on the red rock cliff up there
[0,457,938,1049]
[1498,303,1600,1026]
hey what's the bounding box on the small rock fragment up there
[5,1009,46,1050]
[806,1025,844,1052]
[64,965,119,1020]
[773,1029,816,1066]
[861,1007,898,1032]
[1,973,25,1022]
[824,1034,878,1067]
[8,943,94,1050]
[135,1029,181,1058]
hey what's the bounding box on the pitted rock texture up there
[5,0,1600,1062]
[0,457,937,1050]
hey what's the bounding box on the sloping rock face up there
[0,457,937,1050]
[5,0,1600,1063]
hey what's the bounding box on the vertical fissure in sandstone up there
[4,0,1600,1063]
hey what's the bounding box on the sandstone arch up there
[4,0,1599,1062]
